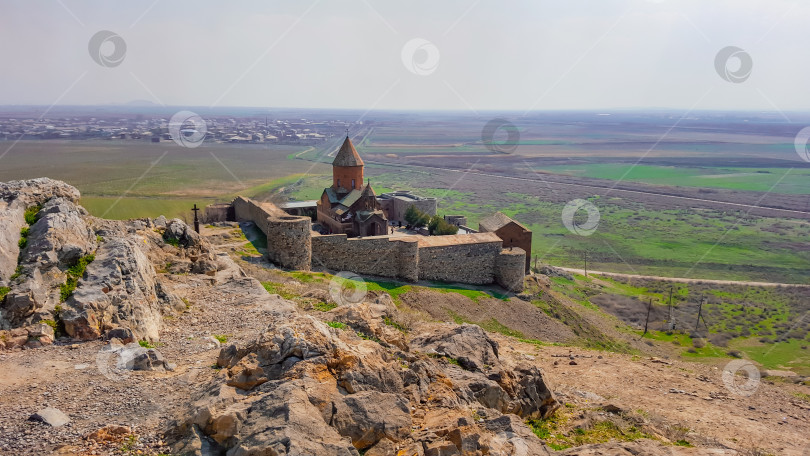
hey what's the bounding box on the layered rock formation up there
[0,178,217,346]
[170,291,559,455]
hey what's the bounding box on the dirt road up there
[558,267,810,288]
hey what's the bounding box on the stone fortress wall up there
[311,234,420,282]
[232,197,311,271]
[225,197,524,291]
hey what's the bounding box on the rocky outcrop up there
[556,440,738,455]
[61,238,163,342]
[0,200,24,284]
[164,218,202,248]
[0,178,81,207]
[4,198,98,326]
[0,322,55,350]
[170,287,560,455]
[0,178,209,346]
[0,178,82,283]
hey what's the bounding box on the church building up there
[316,135,388,237]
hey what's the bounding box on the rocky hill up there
[0,179,807,455]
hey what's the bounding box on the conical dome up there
[332,136,364,167]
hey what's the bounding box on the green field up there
[544,164,810,195]
[80,197,212,220]
[287,171,810,284]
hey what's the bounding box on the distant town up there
[0,113,361,145]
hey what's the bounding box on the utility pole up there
[192,204,201,233]
[667,286,674,330]
[695,297,705,333]
[642,298,652,337]
[584,251,588,278]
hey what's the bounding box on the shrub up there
[24,205,41,225]
[404,205,431,228]
[60,254,95,302]
[427,215,459,236]
[0,286,10,302]
[213,334,228,344]
[139,340,156,348]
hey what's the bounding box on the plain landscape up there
[1,108,810,455]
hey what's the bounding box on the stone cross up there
[192,204,201,233]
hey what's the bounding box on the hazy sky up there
[1,0,807,112]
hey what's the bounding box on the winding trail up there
[557,267,810,288]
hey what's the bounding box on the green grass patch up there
[213,334,228,344]
[383,316,407,333]
[792,392,810,403]
[261,281,298,301]
[314,301,338,312]
[326,321,346,329]
[10,265,23,280]
[527,407,654,451]
[479,318,524,338]
[731,338,810,375]
[0,286,9,302]
[287,271,329,283]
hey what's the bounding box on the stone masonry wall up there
[233,197,524,290]
[233,196,311,271]
[417,240,502,285]
[311,234,419,282]
[495,248,526,292]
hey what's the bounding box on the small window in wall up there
[337,179,340,187]
[351,179,355,189]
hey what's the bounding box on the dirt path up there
[558,267,810,288]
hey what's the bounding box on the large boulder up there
[412,323,558,420]
[164,219,202,248]
[2,196,96,327]
[24,198,96,270]
[61,238,163,342]
[0,178,81,207]
[2,269,48,327]
[411,324,501,372]
[0,178,81,283]
[0,200,24,284]
[330,391,412,449]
